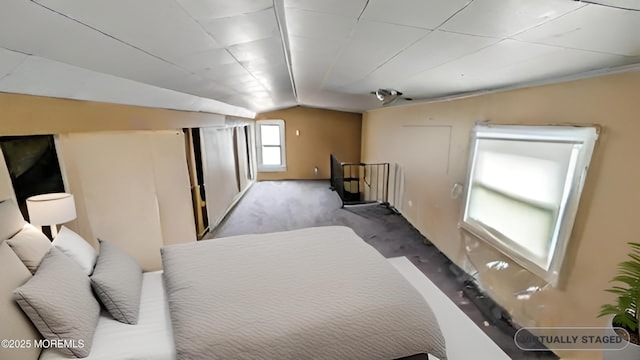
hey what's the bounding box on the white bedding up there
[161,226,447,360]
[39,271,175,360]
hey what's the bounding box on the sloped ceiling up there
[0,0,639,117]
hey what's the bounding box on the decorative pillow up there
[13,247,100,358]
[0,242,42,360]
[0,199,26,240]
[52,226,98,276]
[90,239,143,324]
[6,223,52,274]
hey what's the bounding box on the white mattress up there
[39,271,175,360]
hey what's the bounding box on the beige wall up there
[362,71,640,359]
[256,106,362,180]
[57,131,197,271]
[0,92,226,135]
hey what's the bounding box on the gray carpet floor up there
[207,180,434,261]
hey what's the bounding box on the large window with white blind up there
[461,124,598,286]
[256,120,286,172]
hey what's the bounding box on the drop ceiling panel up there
[441,0,585,38]
[364,30,499,83]
[176,0,273,20]
[33,0,222,64]
[400,39,571,95]
[324,21,429,88]
[0,56,90,98]
[484,48,635,87]
[284,0,368,17]
[0,48,27,79]
[297,89,378,113]
[0,1,200,95]
[361,0,472,29]
[286,9,358,41]
[202,8,279,47]
[0,54,254,117]
[173,48,238,73]
[74,73,201,111]
[227,36,287,62]
[289,36,345,57]
[241,55,287,73]
[513,5,640,56]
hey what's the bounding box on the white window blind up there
[461,124,598,286]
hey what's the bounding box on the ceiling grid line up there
[432,0,477,30]
[318,0,374,89]
[29,0,186,72]
[0,54,29,83]
[273,0,298,102]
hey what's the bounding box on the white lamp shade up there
[26,193,77,226]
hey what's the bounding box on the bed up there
[0,198,447,360]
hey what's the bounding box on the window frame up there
[256,119,286,172]
[460,124,598,287]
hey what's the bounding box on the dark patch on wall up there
[0,135,65,220]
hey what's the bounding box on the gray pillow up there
[13,247,99,358]
[90,239,143,324]
[6,223,52,274]
[0,242,41,360]
[0,199,26,240]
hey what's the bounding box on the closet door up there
[200,127,239,227]
[59,131,195,271]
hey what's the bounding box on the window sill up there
[258,167,287,173]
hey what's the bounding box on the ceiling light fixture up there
[371,88,412,106]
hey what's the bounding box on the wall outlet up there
[314,166,319,176]
[408,200,413,207]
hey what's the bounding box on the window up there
[256,120,286,172]
[461,124,598,286]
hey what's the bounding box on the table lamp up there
[26,193,77,238]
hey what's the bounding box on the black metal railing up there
[330,154,390,207]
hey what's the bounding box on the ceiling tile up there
[0,55,253,116]
[286,9,357,41]
[441,0,585,38]
[227,36,286,62]
[485,48,635,86]
[0,1,196,94]
[34,0,223,64]
[361,0,472,29]
[241,55,286,73]
[324,21,429,88]
[370,31,498,81]
[173,48,237,73]
[513,4,640,56]
[0,48,27,79]
[0,56,90,98]
[176,0,272,20]
[289,36,345,57]
[197,62,252,81]
[202,8,279,47]
[297,89,378,112]
[342,30,499,94]
[74,72,201,111]
[399,39,605,97]
[284,0,368,17]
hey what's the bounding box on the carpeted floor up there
[207,180,434,260]
[207,180,557,359]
